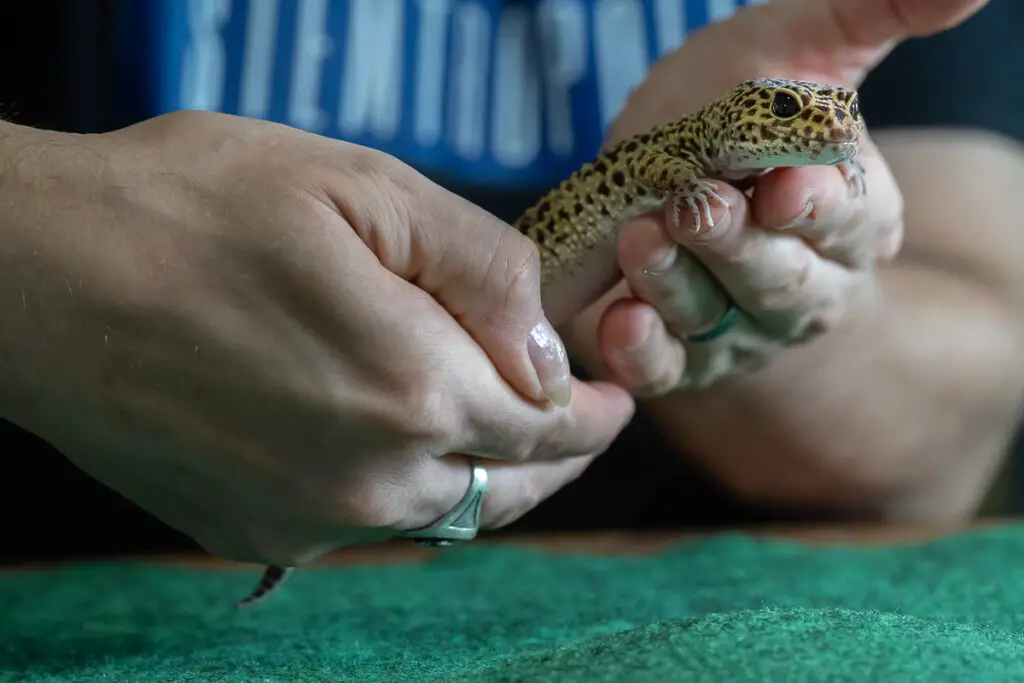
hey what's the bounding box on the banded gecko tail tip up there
[236,564,294,609]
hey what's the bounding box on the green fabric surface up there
[2,527,1024,682]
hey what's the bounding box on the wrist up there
[0,122,110,432]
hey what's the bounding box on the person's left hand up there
[563,0,988,396]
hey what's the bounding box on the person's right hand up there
[0,111,634,567]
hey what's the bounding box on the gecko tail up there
[236,565,294,608]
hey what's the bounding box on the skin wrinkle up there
[319,174,401,276]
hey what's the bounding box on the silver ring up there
[685,303,740,343]
[398,458,488,547]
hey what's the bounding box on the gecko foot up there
[837,159,867,198]
[670,180,727,234]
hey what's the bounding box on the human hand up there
[0,112,634,567]
[565,0,988,395]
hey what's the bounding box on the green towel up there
[2,526,1024,682]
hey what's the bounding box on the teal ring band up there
[687,304,740,343]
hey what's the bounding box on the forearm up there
[643,129,1024,520]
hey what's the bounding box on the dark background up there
[1,0,1022,563]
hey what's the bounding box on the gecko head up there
[711,78,864,171]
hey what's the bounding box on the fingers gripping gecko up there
[236,77,866,608]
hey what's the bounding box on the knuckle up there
[798,298,845,340]
[614,347,678,398]
[683,342,764,390]
[482,411,547,462]
[317,460,416,531]
[681,364,724,392]
[503,434,539,463]
[154,108,224,136]
[393,373,466,448]
[346,149,440,238]
[334,483,405,529]
[514,422,581,463]
[534,410,573,453]
[757,258,813,313]
[344,148,414,210]
[633,372,679,398]
[505,233,543,289]
[538,404,610,459]
[491,231,542,313]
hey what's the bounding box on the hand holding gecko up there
[565,0,988,395]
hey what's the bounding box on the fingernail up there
[612,317,652,377]
[777,201,815,230]
[627,319,652,352]
[642,246,678,276]
[528,318,571,407]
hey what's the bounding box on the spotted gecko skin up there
[236,77,866,608]
[515,77,866,326]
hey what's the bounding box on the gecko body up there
[516,77,865,325]
[237,78,865,608]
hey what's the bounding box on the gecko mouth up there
[799,139,858,165]
[804,138,858,147]
[762,129,859,147]
[814,140,859,156]
[723,137,858,169]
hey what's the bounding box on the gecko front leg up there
[624,148,727,234]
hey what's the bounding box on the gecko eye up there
[850,99,860,120]
[770,91,801,118]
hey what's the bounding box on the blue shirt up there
[117,0,768,190]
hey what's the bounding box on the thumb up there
[750,0,989,81]
[806,0,990,44]
[365,162,572,408]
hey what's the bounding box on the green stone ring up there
[687,304,740,343]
